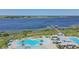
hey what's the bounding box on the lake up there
[0,17,79,31]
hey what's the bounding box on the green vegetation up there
[0,16,77,19]
[0,39,9,48]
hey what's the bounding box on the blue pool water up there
[69,37,79,44]
[17,39,41,46]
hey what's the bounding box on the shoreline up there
[0,16,78,19]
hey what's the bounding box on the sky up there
[0,9,79,16]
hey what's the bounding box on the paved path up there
[40,37,58,49]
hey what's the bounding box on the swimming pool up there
[68,37,79,44]
[17,39,42,46]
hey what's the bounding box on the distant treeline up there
[0,16,79,18]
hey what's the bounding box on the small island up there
[0,16,78,18]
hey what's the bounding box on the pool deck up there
[8,35,79,49]
[8,36,58,49]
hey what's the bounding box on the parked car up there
[56,40,76,49]
[51,35,61,44]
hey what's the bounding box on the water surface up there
[0,17,79,31]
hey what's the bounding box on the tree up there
[2,32,9,37]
